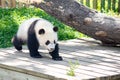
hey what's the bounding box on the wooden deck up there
[0,38,120,80]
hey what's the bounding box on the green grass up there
[0,7,85,48]
[67,61,79,76]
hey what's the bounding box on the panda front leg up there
[27,35,42,58]
[49,44,63,61]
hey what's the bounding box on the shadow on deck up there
[0,38,120,80]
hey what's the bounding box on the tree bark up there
[33,0,120,46]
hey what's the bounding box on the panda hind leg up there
[12,35,22,51]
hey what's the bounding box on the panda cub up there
[12,18,63,61]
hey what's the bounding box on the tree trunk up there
[33,0,120,46]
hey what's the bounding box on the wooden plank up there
[0,39,120,80]
[0,47,118,71]
[1,0,5,8]
[0,68,48,80]
[58,39,120,79]
[2,46,120,73]
[0,49,95,80]
[0,0,1,7]
[11,0,16,8]
[0,50,111,79]
[0,49,95,79]
[0,50,116,79]
[59,39,120,58]
[0,56,70,80]
[59,40,120,68]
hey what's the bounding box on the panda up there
[12,18,63,61]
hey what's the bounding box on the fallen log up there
[33,0,120,46]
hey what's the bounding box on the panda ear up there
[53,27,58,32]
[39,29,45,35]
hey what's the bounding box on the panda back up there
[16,18,40,41]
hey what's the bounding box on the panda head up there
[38,27,58,52]
[35,20,58,52]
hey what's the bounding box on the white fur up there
[17,18,58,51]
[17,18,40,41]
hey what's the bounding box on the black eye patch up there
[39,29,45,35]
[45,40,50,45]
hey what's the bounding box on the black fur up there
[39,29,45,34]
[27,19,42,58]
[12,35,23,51]
[53,27,58,32]
[49,44,63,61]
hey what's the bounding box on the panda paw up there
[52,56,63,61]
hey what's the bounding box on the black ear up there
[53,27,58,32]
[39,29,45,35]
